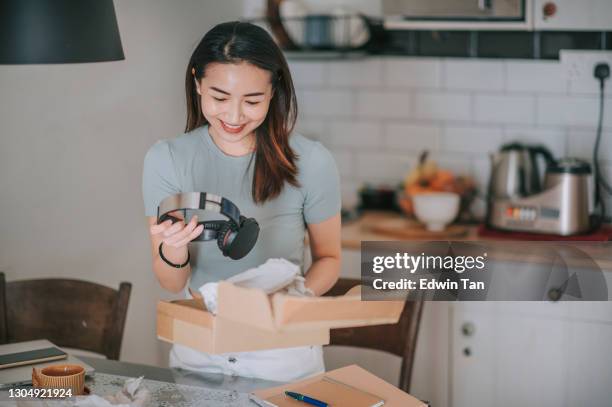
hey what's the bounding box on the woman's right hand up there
[147,213,204,293]
[150,214,204,249]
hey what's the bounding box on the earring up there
[191,67,200,93]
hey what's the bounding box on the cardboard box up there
[157,282,405,354]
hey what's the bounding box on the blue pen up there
[285,391,328,407]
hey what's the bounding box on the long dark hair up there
[185,21,299,204]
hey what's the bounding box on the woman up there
[142,21,341,382]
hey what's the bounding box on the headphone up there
[157,192,259,260]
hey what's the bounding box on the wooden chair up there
[324,278,424,393]
[0,272,131,360]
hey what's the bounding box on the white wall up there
[0,0,243,366]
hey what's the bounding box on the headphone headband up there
[157,192,241,225]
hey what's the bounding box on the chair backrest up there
[0,272,131,360]
[324,278,424,393]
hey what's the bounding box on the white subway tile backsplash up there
[434,153,475,175]
[297,89,353,117]
[568,78,605,95]
[505,61,567,93]
[414,92,471,121]
[355,152,416,184]
[383,57,442,89]
[503,127,568,158]
[471,157,492,197]
[328,149,354,178]
[440,126,503,154]
[567,128,612,162]
[444,59,504,91]
[289,61,328,87]
[288,56,612,223]
[296,118,328,143]
[329,58,382,87]
[537,95,601,127]
[329,120,382,149]
[355,90,412,119]
[474,94,536,125]
[384,123,440,152]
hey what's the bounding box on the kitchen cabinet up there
[382,0,612,31]
[452,302,570,407]
[336,212,612,407]
[452,300,612,407]
[454,274,612,407]
[383,0,533,31]
[534,0,612,31]
[567,322,612,406]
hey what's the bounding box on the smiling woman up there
[141,21,341,382]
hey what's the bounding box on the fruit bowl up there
[400,150,476,221]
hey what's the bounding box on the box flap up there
[216,282,276,331]
[157,298,213,327]
[271,286,405,330]
[157,305,215,354]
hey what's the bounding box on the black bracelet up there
[158,242,190,268]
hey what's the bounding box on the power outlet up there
[560,50,612,93]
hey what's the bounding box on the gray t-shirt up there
[142,125,341,290]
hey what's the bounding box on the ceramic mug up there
[32,364,85,396]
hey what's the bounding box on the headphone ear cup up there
[216,221,237,256]
[226,218,259,260]
[216,218,260,260]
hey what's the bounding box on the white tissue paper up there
[198,258,314,315]
[75,376,151,407]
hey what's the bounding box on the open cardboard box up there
[157,282,405,354]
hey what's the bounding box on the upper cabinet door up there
[383,0,533,30]
[534,0,612,30]
[382,0,524,19]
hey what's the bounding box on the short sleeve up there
[302,142,341,224]
[142,140,181,217]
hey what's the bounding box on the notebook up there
[0,340,95,388]
[264,376,385,407]
[0,346,67,369]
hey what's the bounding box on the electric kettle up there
[488,142,556,199]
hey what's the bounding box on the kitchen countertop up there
[341,211,612,271]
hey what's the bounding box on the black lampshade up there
[0,0,125,64]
